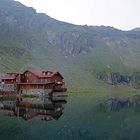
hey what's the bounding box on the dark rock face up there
[108,73,132,86]
[97,72,140,88]
[131,72,140,88]
[97,72,132,86]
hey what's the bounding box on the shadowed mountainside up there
[0,0,140,91]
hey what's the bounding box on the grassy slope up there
[1,40,140,93]
[0,1,140,94]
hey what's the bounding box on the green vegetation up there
[0,0,140,139]
[21,94,38,98]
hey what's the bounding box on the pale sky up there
[15,0,140,30]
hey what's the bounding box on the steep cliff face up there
[97,72,140,88]
[0,0,140,89]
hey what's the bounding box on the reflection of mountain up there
[1,0,140,92]
[0,95,67,121]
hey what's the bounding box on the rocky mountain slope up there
[0,0,140,90]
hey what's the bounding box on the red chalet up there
[0,70,67,94]
[20,70,64,84]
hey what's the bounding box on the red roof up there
[28,70,44,77]
[1,73,19,80]
[24,70,64,79]
[0,70,64,80]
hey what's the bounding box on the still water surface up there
[0,93,140,140]
[0,94,96,140]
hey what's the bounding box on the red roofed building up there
[0,70,67,94]
[20,70,64,84]
[1,73,21,84]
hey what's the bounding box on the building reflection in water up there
[0,94,67,121]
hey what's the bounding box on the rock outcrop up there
[97,72,140,88]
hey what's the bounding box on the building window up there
[47,72,51,75]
